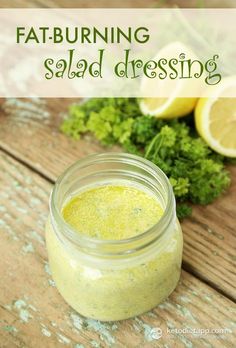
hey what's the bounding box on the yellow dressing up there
[46,183,183,321]
[62,185,163,240]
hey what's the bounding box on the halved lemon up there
[140,41,200,119]
[140,96,197,119]
[195,78,236,157]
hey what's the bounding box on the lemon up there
[140,41,199,119]
[140,97,197,119]
[195,78,236,158]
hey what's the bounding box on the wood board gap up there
[0,146,54,185]
[182,261,236,303]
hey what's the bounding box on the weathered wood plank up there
[1,151,236,348]
[0,98,235,302]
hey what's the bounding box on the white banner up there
[0,8,235,97]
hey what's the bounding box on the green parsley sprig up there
[61,98,230,219]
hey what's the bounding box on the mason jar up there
[46,153,183,321]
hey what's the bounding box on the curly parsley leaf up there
[61,98,231,219]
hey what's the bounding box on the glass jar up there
[46,153,183,321]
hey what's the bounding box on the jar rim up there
[50,152,176,256]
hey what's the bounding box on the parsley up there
[61,98,231,219]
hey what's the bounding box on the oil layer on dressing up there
[62,185,163,240]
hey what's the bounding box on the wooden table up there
[0,2,236,348]
[0,97,235,348]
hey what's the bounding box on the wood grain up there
[1,151,236,348]
[0,2,235,348]
[0,98,235,302]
